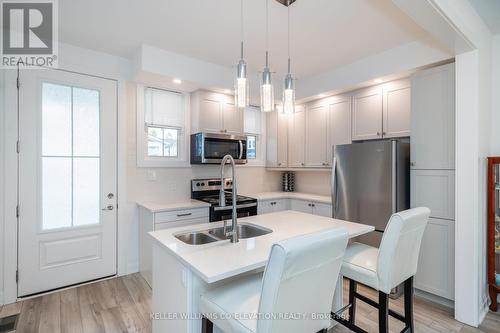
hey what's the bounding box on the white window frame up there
[136,84,191,167]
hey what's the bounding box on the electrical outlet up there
[147,169,157,181]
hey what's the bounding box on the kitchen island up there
[149,210,374,333]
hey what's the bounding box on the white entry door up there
[17,68,117,297]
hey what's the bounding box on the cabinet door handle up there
[410,162,415,167]
[382,132,386,136]
[376,132,381,136]
[176,213,192,217]
[102,205,114,211]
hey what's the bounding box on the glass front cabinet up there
[488,157,500,311]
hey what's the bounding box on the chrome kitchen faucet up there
[219,155,239,243]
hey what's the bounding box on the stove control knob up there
[201,182,205,186]
[196,182,201,187]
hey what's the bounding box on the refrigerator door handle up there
[391,140,397,214]
[331,156,337,218]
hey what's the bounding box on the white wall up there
[491,34,500,155]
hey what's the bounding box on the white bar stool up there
[333,207,431,333]
[200,228,349,333]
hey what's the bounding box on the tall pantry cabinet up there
[410,63,456,301]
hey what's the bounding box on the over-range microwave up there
[190,133,247,164]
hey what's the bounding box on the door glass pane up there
[41,82,101,230]
[73,158,100,226]
[42,83,72,156]
[73,88,100,156]
[42,157,72,229]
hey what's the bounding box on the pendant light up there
[282,0,295,114]
[235,0,249,109]
[260,0,274,112]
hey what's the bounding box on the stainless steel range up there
[191,178,257,222]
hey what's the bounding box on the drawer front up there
[155,217,208,230]
[154,207,209,224]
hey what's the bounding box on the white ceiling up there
[59,0,429,78]
[469,0,500,35]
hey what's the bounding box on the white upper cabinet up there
[327,95,352,164]
[382,79,411,138]
[352,86,383,141]
[288,105,305,167]
[266,110,289,167]
[305,95,351,168]
[305,102,328,167]
[197,97,222,133]
[243,105,262,135]
[352,79,411,141]
[411,63,455,170]
[222,102,242,134]
[191,90,243,134]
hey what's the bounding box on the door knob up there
[107,193,114,199]
[102,205,114,211]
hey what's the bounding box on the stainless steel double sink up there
[174,222,273,245]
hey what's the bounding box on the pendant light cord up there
[265,0,269,67]
[287,0,291,73]
[240,0,244,59]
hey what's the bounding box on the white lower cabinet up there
[411,169,455,220]
[258,199,289,214]
[139,206,209,287]
[414,218,455,300]
[264,198,331,217]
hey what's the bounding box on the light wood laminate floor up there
[0,274,498,333]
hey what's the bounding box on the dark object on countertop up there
[282,171,295,192]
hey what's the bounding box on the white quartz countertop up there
[245,191,331,204]
[137,200,211,213]
[149,210,374,284]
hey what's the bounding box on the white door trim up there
[2,67,120,303]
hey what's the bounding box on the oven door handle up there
[238,140,243,159]
[213,202,257,211]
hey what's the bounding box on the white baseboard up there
[478,294,490,326]
[414,288,455,309]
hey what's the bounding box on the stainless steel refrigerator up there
[331,140,410,247]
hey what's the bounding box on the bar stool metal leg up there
[378,291,389,333]
[404,277,414,332]
[349,279,357,324]
[201,316,213,333]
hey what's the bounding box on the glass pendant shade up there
[235,59,249,108]
[282,73,295,114]
[260,68,274,112]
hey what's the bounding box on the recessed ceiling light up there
[318,94,326,98]
[173,78,182,84]
[374,78,383,84]
[224,89,231,94]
